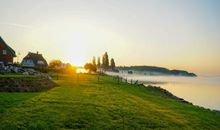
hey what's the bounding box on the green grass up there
[0,74,220,129]
[0,74,38,78]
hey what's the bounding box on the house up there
[21,52,48,67]
[0,36,16,65]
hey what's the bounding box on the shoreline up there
[108,74,220,115]
[144,84,220,115]
[143,84,192,104]
[142,84,220,115]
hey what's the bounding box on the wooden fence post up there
[77,73,79,82]
[97,74,100,83]
[117,76,119,84]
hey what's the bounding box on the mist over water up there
[106,72,220,110]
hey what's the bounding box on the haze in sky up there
[0,0,220,76]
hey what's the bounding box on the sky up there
[0,0,220,76]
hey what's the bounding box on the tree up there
[49,60,62,68]
[102,55,105,68]
[66,63,72,70]
[102,52,109,69]
[97,57,101,68]
[92,56,96,67]
[65,63,76,73]
[110,58,116,68]
[84,63,97,73]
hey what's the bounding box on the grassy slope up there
[0,74,38,78]
[0,74,220,129]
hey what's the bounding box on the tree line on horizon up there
[84,52,116,73]
[48,60,77,74]
[47,52,116,73]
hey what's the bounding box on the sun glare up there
[60,31,91,66]
[69,56,85,66]
[76,68,88,73]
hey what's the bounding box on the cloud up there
[0,23,33,29]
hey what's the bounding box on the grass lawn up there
[0,74,38,78]
[0,74,220,129]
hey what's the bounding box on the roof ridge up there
[0,37,16,57]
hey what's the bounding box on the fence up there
[112,75,140,85]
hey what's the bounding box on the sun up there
[69,56,85,66]
[76,68,88,73]
[60,31,90,66]
[63,44,87,67]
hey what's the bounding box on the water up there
[106,72,220,110]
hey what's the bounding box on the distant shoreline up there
[117,65,197,77]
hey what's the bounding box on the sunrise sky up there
[0,0,220,76]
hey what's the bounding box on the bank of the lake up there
[106,72,220,111]
[0,74,220,129]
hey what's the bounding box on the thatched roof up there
[22,52,48,67]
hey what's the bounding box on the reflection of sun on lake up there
[76,68,88,73]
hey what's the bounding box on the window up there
[7,62,12,65]
[27,60,32,64]
[2,50,7,55]
[37,60,44,65]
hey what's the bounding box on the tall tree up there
[102,54,105,68]
[92,56,96,67]
[110,58,115,68]
[102,52,109,68]
[106,52,109,68]
[97,57,101,68]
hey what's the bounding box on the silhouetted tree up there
[97,57,101,68]
[92,56,96,67]
[102,52,109,69]
[49,60,62,68]
[65,63,76,73]
[84,63,97,73]
[110,58,115,68]
[102,55,105,68]
[105,53,109,68]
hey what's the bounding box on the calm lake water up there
[106,72,220,110]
